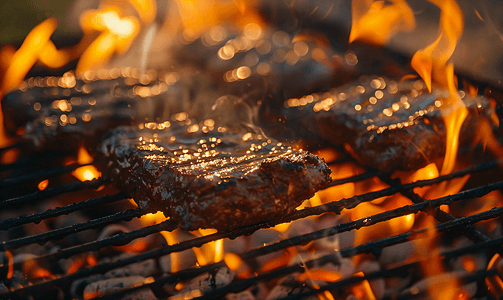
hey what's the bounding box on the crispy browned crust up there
[98,122,331,230]
[264,76,492,172]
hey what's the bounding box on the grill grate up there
[1,141,503,299]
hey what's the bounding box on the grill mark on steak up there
[97,120,331,231]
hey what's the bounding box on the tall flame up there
[410,0,465,176]
[0,18,58,96]
[349,0,415,45]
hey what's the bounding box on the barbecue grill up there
[1,109,503,299]
[3,0,503,299]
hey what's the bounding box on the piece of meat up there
[172,25,359,107]
[97,120,331,230]
[1,69,190,153]
[263,76,493,172]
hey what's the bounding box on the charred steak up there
[263,76,493,172]
[98,120,331,230]
[2,69,184,153]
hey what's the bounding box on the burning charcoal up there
[265,274,307,300]
[82,275,153,299]
[71,274,106,300]
[105,254,157,279]
[159,249,198,274]
[172,25,358,107]
[177,266,235,297]
[266,76,494,171]
[224,235,249,254]
[121,288,158,300]
[402,271,476,299]
[379,241,418,266]
[284,218,316,250]
[1,69,176,153]
[97,118,331,231]
[312,213,355,251]
[249,229,285,268]
[226,290,255,300]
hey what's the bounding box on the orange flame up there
[72,146,101,182]
[349,0,415,45]
[160,230,182,272]
[175,0,263,39]
[414,217,461,300]
[194,228,224,266]
[77,7,140,74]
[351,271,377,300]
[0,18,58,96]
[409,0,466,178]
[38,179,49,191]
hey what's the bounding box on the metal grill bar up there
[1,208,145,251]
[0,177,105,209]
[0,162,89,188]
[0,192,127,230]
[376,172,492,244]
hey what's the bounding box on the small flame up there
[5,251,14,279]
[349,0,415,45]
[224,253,251,278]
[38,179,49,191]
[194,228,223,266]
[351,271,377,300]
[486,254,503,296]
[72,146,101,182]
[160,230,182,272]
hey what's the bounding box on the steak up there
[98,120,331,231]
[262,76,493,172]
[1,69,194,153]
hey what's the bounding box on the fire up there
[77,7,141,74]
[160,230,182,272]
[72,146,101,182]
[349,0,415,45]
[410,0,466,177]
[351,271,377,300]
[193,228,223,266]
[38,179,49,191]
[175,0,263,39]
[0,18,58,96]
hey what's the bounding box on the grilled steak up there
[263,76,493,172]
[98,120,331,230]
[1,69,194,153]
[173,26,358,106]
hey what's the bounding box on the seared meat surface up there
[98,120,331,230]
[2,69,186,153]
[173,26,358,106]
[264,76,492,172]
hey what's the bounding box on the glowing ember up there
[350,0,415,45]
[38,179,49,191]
